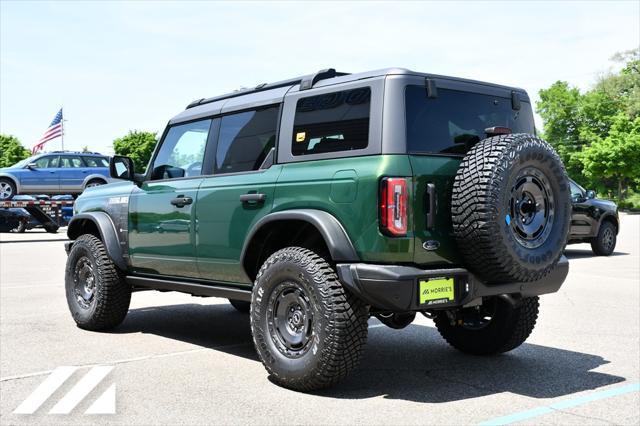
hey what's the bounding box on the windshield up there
[11,156,39,168]
[405,86,535,155]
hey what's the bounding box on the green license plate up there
[419,278,455,306]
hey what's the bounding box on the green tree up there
[113,130,157,173]
[537,48,640,199]
[536,81,584,177]
[0,134,30,168]
[581,113,640,199]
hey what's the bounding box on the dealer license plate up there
[419,278,455,306]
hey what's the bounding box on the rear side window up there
[292,87,370,156]
[405,86,535,155]
[60,156,84,168]
[215,106,279,174]
[83,156,109,167]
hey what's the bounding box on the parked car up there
[0,151,113,200]
[64,68,571,391]
[568,178,619,255]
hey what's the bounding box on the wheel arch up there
[598,213,619,235]
[82,174,108,188]
[67,212,127,271]
[0,172,21,194]
[240,209,359,282]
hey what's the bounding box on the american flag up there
[32,108,63,154]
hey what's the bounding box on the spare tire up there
[451,133,570,283]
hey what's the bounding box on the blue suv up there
[0,151,113,200]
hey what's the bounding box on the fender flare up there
[598,212,620,235]
[240,209,359,268]
[67,212,127,271]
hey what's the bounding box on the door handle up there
[426,183,436,229]
[240,193,266,204]
[170,195,193,208]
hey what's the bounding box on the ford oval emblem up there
[423,240,440,251]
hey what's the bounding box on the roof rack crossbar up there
[186,68,349,109]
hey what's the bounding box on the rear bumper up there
[336,256,569,311]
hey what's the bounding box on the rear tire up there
[452,134,571,283]
[434,296,539,355]
[65,234,131,330]
[229,299,250,313]
[250,247,369,391]
[591,221,616,256]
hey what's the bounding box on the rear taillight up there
[380,177,409,236]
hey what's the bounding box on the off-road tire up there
[65,234,131,330]
[434,296,539,355]
[250,247,369,391]
[591,221,617,256]
[229,299,250,313]
[452,134,571,283]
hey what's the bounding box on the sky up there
[1,0,639,155]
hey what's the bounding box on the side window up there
[60,156,84,168]
[84,156,109,167]
[151,119,211,180]
[292,87,371,156]
[216,106,279,174]
[33,156,57,168]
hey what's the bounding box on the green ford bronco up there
[64,68,571,391]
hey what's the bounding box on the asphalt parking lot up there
[1,214,638,425]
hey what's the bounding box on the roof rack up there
[49,150,103,155]
[186,68,348,109]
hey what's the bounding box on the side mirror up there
[586,190,596,199]
[27,162,37,169]
[109,156,135,180]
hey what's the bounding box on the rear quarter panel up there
[274,155,414,263]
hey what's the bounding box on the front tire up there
[65,234,131,330]
[591,221,616,256]
[250,247,369,391]
[434,296,539,355]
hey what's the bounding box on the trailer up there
[0,199,74,233]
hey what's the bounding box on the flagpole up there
[60,108,65,151]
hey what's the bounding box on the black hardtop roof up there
[186,67,528,111]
